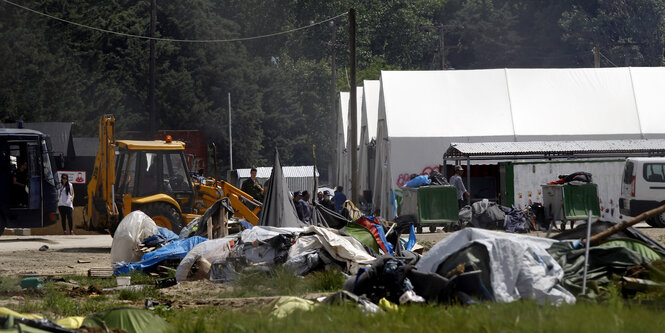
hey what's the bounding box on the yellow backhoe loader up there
[83,115,261,235]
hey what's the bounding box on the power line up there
[2,0,346,43]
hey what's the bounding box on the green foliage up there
[162,301,665,333]
[118,286,160,301]
[220,267,345,298]
[2,0,665,177]
[0,276,22,293]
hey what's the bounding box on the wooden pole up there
[349,8,358,204]
[585,203,665,246]
[148,0,157,135]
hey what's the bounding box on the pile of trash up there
[108,150,665,313]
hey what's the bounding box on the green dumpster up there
[418,185,459,224]
[542,183,600,230]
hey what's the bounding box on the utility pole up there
[330,20,337,185]
[228,93,233,171]
[148,0,156,135]
[420,24,463,70]
[593,44,600,68]
[349,8,358,204]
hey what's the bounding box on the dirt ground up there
[1,223,665,277]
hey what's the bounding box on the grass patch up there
[418,240,435,252]
[220,267,345,298]
[16,283,116,319]
[0,276,23,293]
[118,286,160,301]
[162,301,665,333]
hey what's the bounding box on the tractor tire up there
[142,202,184,235]
[646,212,665,228]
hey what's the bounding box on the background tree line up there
[1,0,664,181]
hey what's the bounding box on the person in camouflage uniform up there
[241,167,264,202]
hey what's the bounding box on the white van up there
[620,157,665,227]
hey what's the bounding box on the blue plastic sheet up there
[405,224,416,251]
[141,227,181,248]
[114,236,208,275]
[239,219,254,230]
[404,175,430,188]
[158,227,180,242]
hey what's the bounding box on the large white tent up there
[334,92,349,189]
[373,67,665,219]
[342,87,364,196]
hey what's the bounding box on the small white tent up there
[373,67,665,219]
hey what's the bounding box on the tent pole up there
[581,210,592,295]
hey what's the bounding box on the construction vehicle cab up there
[115,139,194,233]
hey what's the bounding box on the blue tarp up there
[158,227,180,242]
[115,236,208,275]
[406,225,416,251]
[405,175,430,188]
[141,227,181,248]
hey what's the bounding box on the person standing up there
[332,186,347,213]
[293,191,305,222]
[301,190,312,223]
[11,159,29,207]
[241,167,264,202]
[58,174,75,235]
[449,165,470,209]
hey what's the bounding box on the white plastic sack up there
[239,226,304,244]
[287,226,375,274]
[415,228,575,305]
[175,236,236,282]
[110,211,160,265]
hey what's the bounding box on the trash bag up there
[110,211,159,264]
[175,237,235,282]
[470,199,505,229]
[429,171,450,186]
[404,175,430,188]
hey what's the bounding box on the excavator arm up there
[85,115,118,228]
[194,180,262,225]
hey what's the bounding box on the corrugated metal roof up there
[237,166,319,179]
[445,139,665,158]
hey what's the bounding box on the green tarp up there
[343,223,380,254]
[82,308,168,333]
[562,183,600,220]
[547,242,653,296]
[599,239,662,261]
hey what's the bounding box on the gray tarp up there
[416,228,575,305]
[258,150,306,228]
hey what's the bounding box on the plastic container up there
[116,276,131,286]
